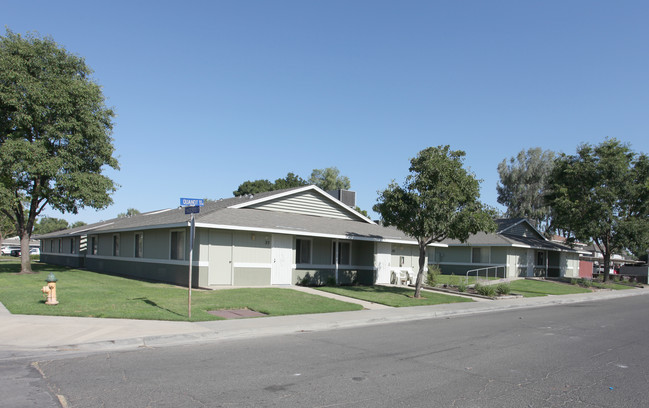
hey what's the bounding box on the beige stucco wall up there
[233,231,272,264]
[391,244,419,268]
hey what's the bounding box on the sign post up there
[180,198,204,319]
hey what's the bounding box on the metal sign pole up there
[188,213,195,319]
[179,198,203,320]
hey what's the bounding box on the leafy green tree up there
[354,206,369,217]
[0,214,16,244]
[374,146,496,297]
[117,208,141,218]
[273,172,308,190]
[233,179,274,197]
[70,221,87,229]
[496,148,555,232]
[233,172,308,196]
[33,217,69,235]
[309,167,351,191]
[0,30,118,273]
[545,139,649,281]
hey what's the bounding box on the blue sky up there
[4,1,648,224]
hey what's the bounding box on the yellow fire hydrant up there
[41,272,59,305]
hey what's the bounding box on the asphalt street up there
[8,294,649,408]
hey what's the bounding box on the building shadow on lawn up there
[0,261,69,274]
[131,297,186,318]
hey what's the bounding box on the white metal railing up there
[466,265,507,284]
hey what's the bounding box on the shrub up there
[496,282,511,295]
[613,275,621,283]
[580,278,592,288]
[426,264,441,286]
[325,276,336,286]
[475,283,496,297]
[570,278,578,285]
[448,273,459,287]
[457,280,467,292]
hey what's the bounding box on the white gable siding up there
[248,191,361,221]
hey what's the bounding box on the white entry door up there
[271,234,293,285]
[375,242,392,284]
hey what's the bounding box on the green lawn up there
[591,281,637,290]
[509,279,592,297]
[316,285,474,307]
[0,262,362,321]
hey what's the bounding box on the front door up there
[208,231,232,285]
[271,234,293,285]
[375,242,392,284]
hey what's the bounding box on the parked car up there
[10,248,21,257]
[29,248,40,255]
[1,246,20,256]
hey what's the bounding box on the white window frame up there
[295,238,312,264]
[134,232,144,258]
[170,229,186,260]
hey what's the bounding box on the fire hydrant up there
[41,272,59,305]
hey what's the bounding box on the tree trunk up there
[413,242,427,298]
[602,251,611,282]
[19,230,34,274]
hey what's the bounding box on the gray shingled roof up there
[443,227,578,253]
[35,186,429,245]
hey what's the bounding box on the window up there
[170,230,185,260]
[472,247,489,263]
[332,241,351,265]
[112,234,120,256]
[90,236,97,255]
[295,239,311,264]
[536,251,545,266]
[135,232,143,258]
[70,238,75,254]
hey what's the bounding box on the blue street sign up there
[180,198,204,207]
[184,206,200,214]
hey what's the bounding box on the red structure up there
[579,260,593,279]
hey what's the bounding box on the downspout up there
[334,240,339,285]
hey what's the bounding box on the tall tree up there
[117,208,141,218]
[272,172,308,190]
[32,217,69,235]
[0,30,118,273]
[496,147,555,232]
[0,214,16,244]
[233,172,309,196]
[70,221,87,229]
[374,146,496,298]
[309,167,351,191]
[545,139,649,281]
[233,179,274,197]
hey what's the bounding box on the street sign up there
[180,198,204,207]
[184,206,200,214]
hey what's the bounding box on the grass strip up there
[508,279,592,297]
[0,262,362,321]
[316,285,473,307]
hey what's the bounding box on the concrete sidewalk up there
[1,287,647,357]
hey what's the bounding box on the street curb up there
[9,287,647,358]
